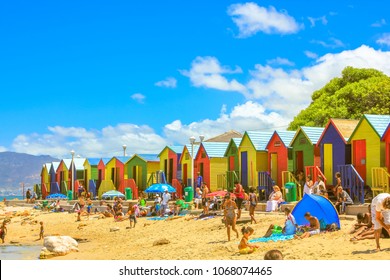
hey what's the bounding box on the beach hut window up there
[231,147,237,153]
[201,152,206,158]
[299,138,307,144]
[185,153,189,160]
[274,141,281,147]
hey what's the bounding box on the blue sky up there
[1,0,390,158]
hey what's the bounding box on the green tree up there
[288,66,390,130]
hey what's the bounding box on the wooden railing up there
[258,171,275,201]
[339,164,365,204]
[281,171,302,201]
[217,173,227,190]
[172,178,183,199]
[371,167,390,197]
[226,171,240,192]
[305,166,327,185]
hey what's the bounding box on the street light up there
[122,144,127,157]
[70,150,75,200]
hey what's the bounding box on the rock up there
[40,236,79,258]
[153,238,170,246]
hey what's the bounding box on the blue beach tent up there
[291,194,340,229]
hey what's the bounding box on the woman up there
[223,193,239,241]
[233,181,245,219]
[248,187,258,224]
[267,185,284,212]
[303,174,314,196]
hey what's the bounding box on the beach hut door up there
[241,151,248,188]
[353,140,366,182]
[324,144,333,185]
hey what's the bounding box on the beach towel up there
[147,217,168,221]
[249,234,294,243]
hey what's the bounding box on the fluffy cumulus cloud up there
[180,56,247,93]
[155,77,177,88]
[227,2,302,37]
[376,33,390,47]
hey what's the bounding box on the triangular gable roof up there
[201,142,229,158]
[382,123,390,141]
[115,156,132,164]
[205,130,243,142]
[61,159,72,170]
[73,158,86,170]
[50,162,60,172]
[291,126,325,145]
[224,137,242,157]
[179,144,200,163]
[85,158,101,166]
[136,154,160,162]
[267,130,296,148]
[158,145,184,157]
[349,114,390,140]
[99,158,111,165]
[241,131,274,151]
[317,119,359,145]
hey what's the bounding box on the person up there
[370,193,390,251]
[103,204,115,217]
[233,181,245,219]
[332,172,342,196]
[238,226,259,254]
[294,212,320,239]
[154,194,161,204]
[196,172,203,189]
[114,199,124,218]
[349,206,372,235]
[160,189,171,217]
[30,190,37,203]
[223,192,239,241]
[39,221,44,240]
[201,183,209,215]
[303,174,314,196]
[78,184,84,198]
[263,207,297,237]
[264,249,283,260]
[0,221,7,243]
[194,185,202,210]
[127,203,137,228]
[313,175,327,197]
[174,198,185,215]
[266,185,284,212]
[86,198,93,219]
[248,187,258,224]
[296,170,305,195]
[26,189,32,203]
[335,186,353,214]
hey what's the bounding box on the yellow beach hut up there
[180,144,200,188]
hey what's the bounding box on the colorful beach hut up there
[194,142,229,192]
[238,131,273,189]
[84,158,101,190]
[180,144,200,188]
[56,159,72,193]
[290,126,324,174]
[40,163,51,196]
[224,138,242,190]
[317,119,358,185]
[383,123,390,172]
[266,130,296,186]
[125,154,160,192]
[105,156,131,193]
[158,145,183,185]
[349,114,390,187]
[49,162,60,194]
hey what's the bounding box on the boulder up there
[40,236,78,259]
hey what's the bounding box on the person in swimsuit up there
[294,212,320,239]
[39,221,44,240]
[248,187,258,224]
[223,193,239,241]
[233,181,245,219]
[238,226,259,254]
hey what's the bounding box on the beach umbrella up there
[145,183,176,193]
[101,190,125,200]
[46,193,68,200]
[206,190,235,199]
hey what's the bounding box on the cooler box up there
[184,186,194,203]
[285,182,297,202]
[125,188,132,200]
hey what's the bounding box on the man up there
[201,182,209,214]
[160,189,171,217]
[335,186,353,214]
[196,172,203,189]
[295,212,320,239]
[371,193,390,251]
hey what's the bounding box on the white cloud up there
[267,57,295,66]
[304,50,318,59]
[0,146,7,152]
[131,93,146,103]
[227,2,301,37]
[308,16,328,27]
[371,19,386,27]
[311,37,345,48]
[180,56,247,93]
[155,77,177,88]
[376,33,390,46]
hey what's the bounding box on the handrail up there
[217,173,227,191]
[172,178,183,199]
[258,171,275,201]
[305,166,327,185]
[226,171,239,192]
[338,164,365,204]
[371,167,390,197]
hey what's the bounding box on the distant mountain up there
[0,152,59,191]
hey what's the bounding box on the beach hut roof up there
[100,158,111,165]
[242,131,274,151]
[317,119,359,144]
[205,130,243,143]
[158,145,184,157]
[184,144,200,158]
[292,126,325,145]
[348,114,390,141]
[136,154,160,162]
[224,137,242,156]
[271,130,296,147]
[115,156,132,163]
[201,142,229,158]
[382,123,390,141]
[85,158,101,166]
[51,162,60,172]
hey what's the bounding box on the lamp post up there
[122,144,127,157]
[70,150,75,200]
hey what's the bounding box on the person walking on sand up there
[127,203,137,229]
[233,181,245,219]
[248,187,258,224]
[0,221,7,243]
[223,193,239,241]
[370,193,390,251]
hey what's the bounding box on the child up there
[248,187,258,224]
[0,221,7,243]
[86,199,93,219]
[264,249,283,260]
[238,226,259,254]
[39,221,44,240]
[127,203,137,228]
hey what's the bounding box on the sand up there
[1,203,389,260]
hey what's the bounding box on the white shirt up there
[303,181,313,195]
[162,192,171,205]
[372,193,390,212]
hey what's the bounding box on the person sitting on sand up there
[349,205,372,235]
[264,249,283,260]
[238,226,259,254]
[263,207,297,237]
[0,221,7,243]
[294,212,320,239]
[223,192,239,241]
